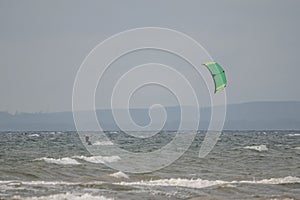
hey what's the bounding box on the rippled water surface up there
[0,131,299,200]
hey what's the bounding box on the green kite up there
[203,62,227,93]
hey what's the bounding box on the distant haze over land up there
[1,101,299,131]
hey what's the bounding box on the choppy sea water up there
[0,131,299,200]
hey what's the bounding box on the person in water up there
[85,135,92,145]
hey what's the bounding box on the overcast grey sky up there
[0,0,299,113]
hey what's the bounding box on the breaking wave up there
[109,171,129,179]
[34,155,120,165]
[72,155,120,164]
[28,134,40,137]
[244,144,268,152]
[287,133,300,137]
[118,176,300,189]
[12,193,113,200]
[34,157,81,165]
[93,141,114,146]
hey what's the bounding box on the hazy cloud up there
[0,0,299,113]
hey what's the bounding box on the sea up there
[0,131,299,200]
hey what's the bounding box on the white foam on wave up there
[244,144,268,152]
[240,176,300,184]
[111,131,118,134]
[109,171,129,179]
[28,134,40,137]
[73,155,120,164]
[293,147,300,150]
[118,178,226,188]
[287,133,300,137]
[0,180,79,186]
[12,193,113,200]
[35,157,81,165]
[118,176,300,189]
[93,141,114,146]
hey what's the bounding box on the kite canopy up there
[203,62,227,93]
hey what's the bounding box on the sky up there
[0,0,299,113]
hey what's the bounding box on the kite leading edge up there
[203,62,227,93]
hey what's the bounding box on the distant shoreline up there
[1,101,300,131]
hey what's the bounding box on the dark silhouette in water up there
[85,135,92,145]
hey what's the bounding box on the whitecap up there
[93,141,114,146]
[28,134,40,137]
[0,180,105,186]
[0,180,78,186]
[243,145,268,152]
[73,155,120,164]
[240,176,300,185]
[118,178,227,189]
[111,131,118,134]
[293,147,300,150]
[12,193,113,200]
[117,176,300,189]
[287,133,300,137]
[109,171,129,179]
[35,157,81,165]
